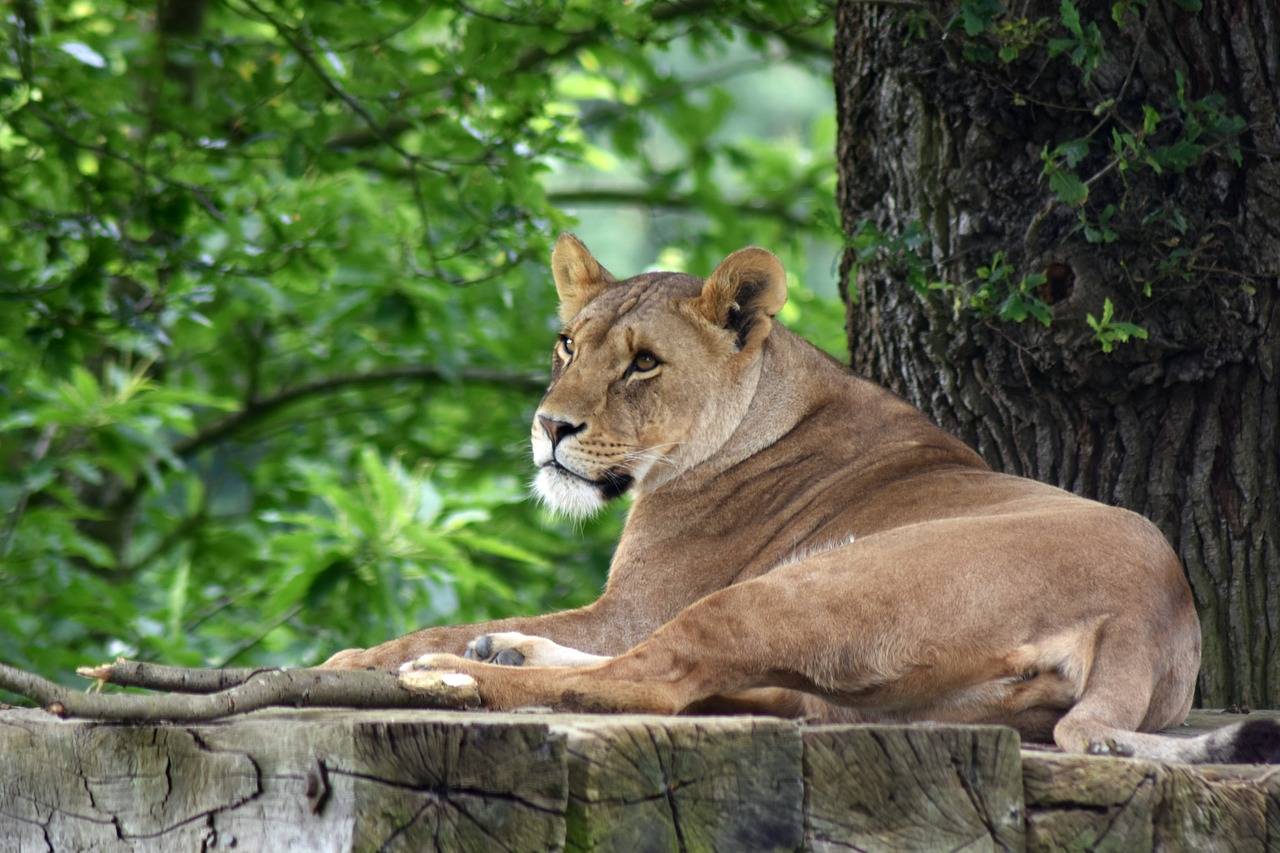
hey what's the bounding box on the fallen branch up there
[0,661,479,723]
[76,659,264,693]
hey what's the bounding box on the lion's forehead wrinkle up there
[616,294,642,317]
[584,272,702,322]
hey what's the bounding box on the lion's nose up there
[539,416,584,448]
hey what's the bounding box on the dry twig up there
[0,660,479,723]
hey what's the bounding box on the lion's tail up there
[1079,718,1280,764]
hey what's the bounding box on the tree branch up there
[231,0,443,175]
[323,116,415,152]
[1,423,56,558]
[511,0,833,74]
[78,659,261,693]
[80,364,544,562]
[0,660,479,723]
[174,365,545,458]
[216,604,303,667]
[27,106,225,221]
[547,188,815,229]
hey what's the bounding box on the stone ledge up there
[0,707,1275,851]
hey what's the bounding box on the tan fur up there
[323,234,1232,762]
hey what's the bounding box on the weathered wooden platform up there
[0,707,1276,851]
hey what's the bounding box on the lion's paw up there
[399,652,468,673]
[464,632,609,668]
[464,632,540,666]
[1086,737,1135,757]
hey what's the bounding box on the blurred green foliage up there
[0,0,837,689]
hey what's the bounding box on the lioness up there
[326,234,1280,764]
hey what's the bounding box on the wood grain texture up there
[1022,713,1280,852]
[347,715,567,852]
[550,715,804,853]
[803,723,1025,852]
[1022,750,1280,853]
[3,706,1280,852]
[0,708,566,852]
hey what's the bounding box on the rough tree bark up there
[835,0,1280,706]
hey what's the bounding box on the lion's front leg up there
[399,653,572,712]
[403,649,687,714]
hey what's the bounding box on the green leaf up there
[958,0,1006,36]
[1087,298,1148,352]
[1142,104,1160,135]
[963,43,997,62]
[1046,37,1076,57]
[1149,139,1205,172]
[1059,0,1082,36]
[1049,169,1089,205]
[1058,139,1090,167]
[0,0,840,679]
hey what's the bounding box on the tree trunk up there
[834,0,1280,706]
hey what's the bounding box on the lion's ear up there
[695,247,788,350]
[551,233,617,322]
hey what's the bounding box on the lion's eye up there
[558,335,575,357]
[631,351,660,373]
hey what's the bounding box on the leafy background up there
[0,0,839,692]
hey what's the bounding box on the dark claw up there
[466,635,494,661]
[493,648,526,667]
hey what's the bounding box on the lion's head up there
[531,233,788,518]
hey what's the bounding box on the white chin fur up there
[534,466,606,520]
